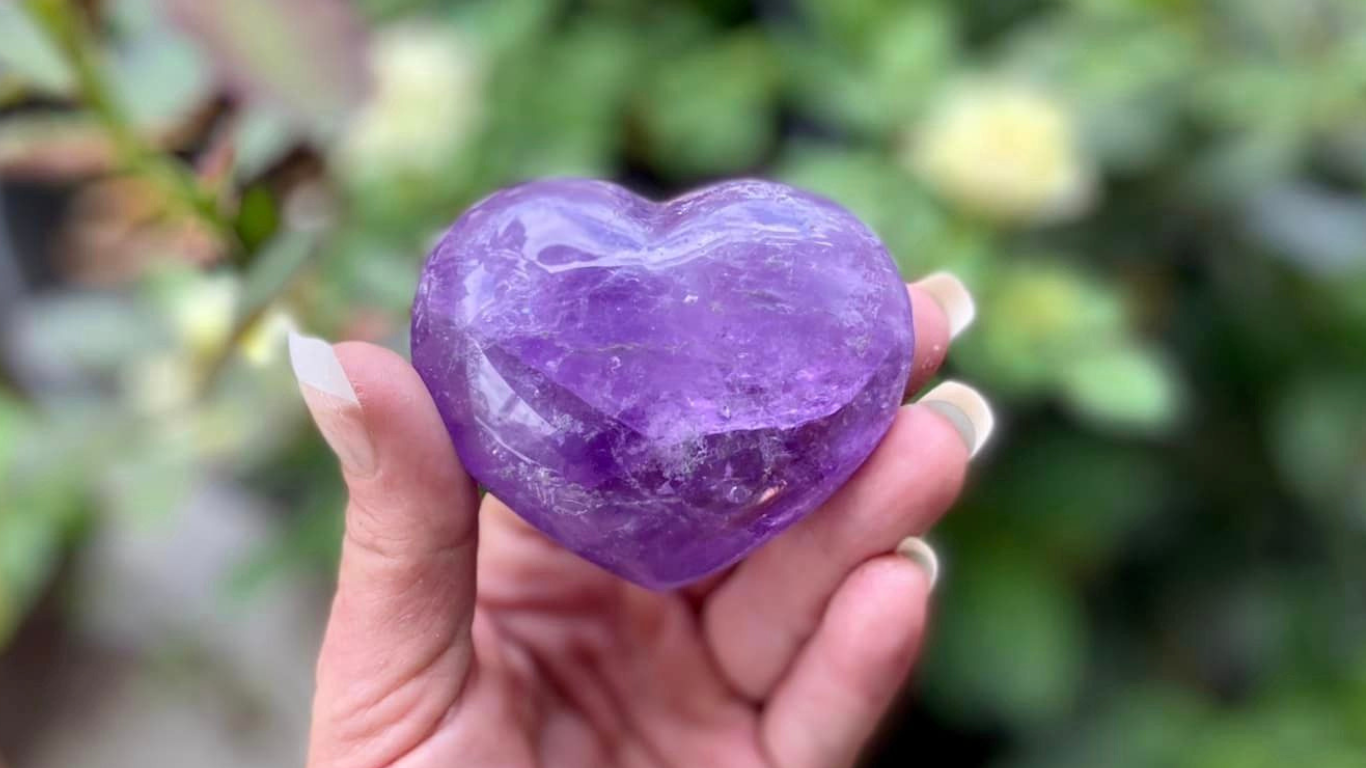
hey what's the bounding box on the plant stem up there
[196,229,329,398]
[23,0,235,241]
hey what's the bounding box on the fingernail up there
[919,380,994,458]
[916,272,976,339]
[896,536,940,589]
[288,332,375,475]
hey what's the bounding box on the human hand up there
[295,274,990,768]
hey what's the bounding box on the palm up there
[302,277,981,768]
[446,498,768,768]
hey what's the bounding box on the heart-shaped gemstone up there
[411,179,913,589]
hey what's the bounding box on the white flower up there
[907,80,1096,224]
[336,24,483,180]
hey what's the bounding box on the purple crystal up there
[411,179,913,589]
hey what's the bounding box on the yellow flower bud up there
[170,274,238,359]
[239,307,300,368]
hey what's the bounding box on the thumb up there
[290,334,480,768]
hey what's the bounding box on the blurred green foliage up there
[2,0,1365,764]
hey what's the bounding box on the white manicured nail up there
[916,272,976,339]
[896,536,940,589]
[288,332,374,474]
[289,331,358,403]
[919,380,994,458]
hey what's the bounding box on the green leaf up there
[0,505,66,646]
[0,406,89,649]
[0,2,72,94]
[227,481,344,599]
[635,32,778,179]
[1182,130,1303,207]
[1269,373,1366,523]
[1186,695,1366,768]
[101,437,196,521]
[966,429,1171,567]
[775,145,966,275]
[955,259,1129,395]
[479,17,642,184]
[232,109,300,181]
[0,395,30,502]
[450,0,560,60]
[792,0,907,50]
[107,0,213,132]
[865,4,956,128]
[1004,684,1209,768]
[323,232,426,315]
[1002,9,1194,171]
[238,230,318,318]
[776,34,884,135]
[922,545,1086,729]
[781,3,955,138]
[236,184,281,252]
[1060,344,1182,432]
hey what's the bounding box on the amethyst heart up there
[411,179,913,589]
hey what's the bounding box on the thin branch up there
[22,0,335,404]
[23,0,236,241]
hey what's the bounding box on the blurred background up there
[1,0,1365,765]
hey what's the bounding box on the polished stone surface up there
[411,179,913,588]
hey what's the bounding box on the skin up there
[306,283,970,768]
